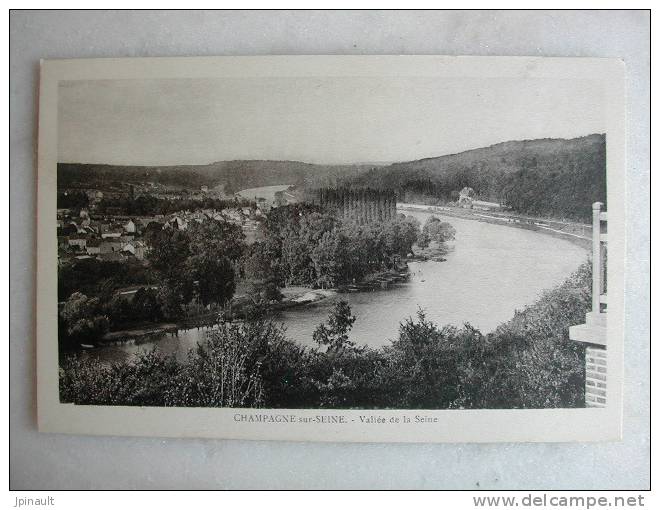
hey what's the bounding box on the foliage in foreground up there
[60,264,590,409]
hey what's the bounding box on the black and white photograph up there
[35,55,625,442]
[51,64,613,411]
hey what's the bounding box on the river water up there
[92,210,588,363]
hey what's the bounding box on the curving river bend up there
[92,210,588,363]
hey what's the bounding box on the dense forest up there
[339,134,606,221]
[59,134,606,222]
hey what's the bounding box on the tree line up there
[251,204,422,290]
[57,204,455,349]
[96,195,250,217]
[60,262,590,409]
[58,218,246,349]
[339,135,606,222]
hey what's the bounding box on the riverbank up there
[80,209,588,360]
[95,267,414,346]
[397,203,592,250]
[101,323,180,343]
[61,263,591,409]
[96,286,338,345]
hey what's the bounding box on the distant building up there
[457,187,475,208]
[164,216,188,231]
[472,199,501,211]
[68,237,87,250]
[123,240,148,260]
[79,209,91,227]
[124,219,136,234]
[101,230,122,239]
[222,208,243,223]
[85,239,102,255]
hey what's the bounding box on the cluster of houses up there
[160,206,264,244]
[57,210,149,266]
[57,205,265,267]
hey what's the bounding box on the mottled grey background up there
[10,10,649,489]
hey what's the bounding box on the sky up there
[58,76,606,166]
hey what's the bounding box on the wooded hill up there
[57,160,373,195]
[338,134,606,222]
[58,134,606,222]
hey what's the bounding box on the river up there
[91,210,588,363]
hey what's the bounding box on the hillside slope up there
[340,134,606,221]
[58,160,375,195]
[58,134,606,221]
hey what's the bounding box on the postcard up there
[37,55,625,442]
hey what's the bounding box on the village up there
[56,184,300,269]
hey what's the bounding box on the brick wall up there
[585,346,607,407]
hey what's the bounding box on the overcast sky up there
[58,76,605,166]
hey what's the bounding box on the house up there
[85,239,102,255]
[122,240,148,260]
[472,200,501,211]
[222,208,243,223]
[101,230,123,239]
[202,210,224,222]
[124,219,136,233]
[68,237,87,250]
[133,241,147,260]
[457,187,475,208]
[78,225,97,236]
[164,216,188,230]
[79,209,91,227]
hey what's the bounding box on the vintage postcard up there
[37,56,625,442]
